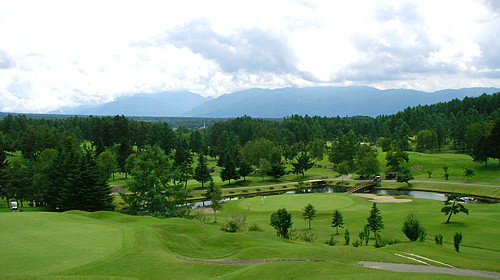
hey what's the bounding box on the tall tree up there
[238,160,253,181]
[366,203,384,238]
[194,153,212,188]
[204,180,222,223]
[292,152,314,177]
[309,138,325,162]
[331,209,344,234]
[415,130,438,153]
[220,158,239,184]
[97,150,118,180]
[466,121,493,166]
[302,203,316,229]
[117,138,132,177]
[122,145,188,217]
[385,149,409,171]
[355,145,379,180]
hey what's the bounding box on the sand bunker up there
[351,193,412,203]
[193,206,220,214]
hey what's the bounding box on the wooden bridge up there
[346,182,378,193]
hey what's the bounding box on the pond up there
[192,185,496,208]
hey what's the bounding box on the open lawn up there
[1,193,498,279]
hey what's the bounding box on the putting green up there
[235,193,355,212]
[0,212,123,275]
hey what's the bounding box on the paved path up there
[358,261,500,278]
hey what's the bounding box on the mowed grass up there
[2,193,498,279]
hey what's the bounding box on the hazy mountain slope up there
[184,86,500,118]
[52,91,209,117]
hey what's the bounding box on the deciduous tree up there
[270,208,293,239]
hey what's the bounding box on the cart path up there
[177,256,326,264]
[358,261,500,278]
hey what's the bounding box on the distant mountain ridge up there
[51,91,209,117]
[184,86,500,118]
[51,86,500,118]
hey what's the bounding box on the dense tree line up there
[0,93,498,212]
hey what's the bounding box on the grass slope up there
[1,193,499,279]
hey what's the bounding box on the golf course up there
[1,191,499,279]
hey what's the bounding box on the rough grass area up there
[1,193,498,279]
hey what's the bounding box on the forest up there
[0,93,499,216]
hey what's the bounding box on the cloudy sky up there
[1,0,499,113]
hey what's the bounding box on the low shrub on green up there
[435,233,444,245]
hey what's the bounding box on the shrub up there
[229,191,235,194]
[326,235,336,246]
[248,223,263,232]
[402,212,426,241]
[256,188,262,191]
[344,229,350,245]
[454,232,462,252]
[352,240,361,247]
[435,234,443,245]
[194,212,211,223]
[282,186,288,189]
[269,187,274,190]
[221,215,247,232]
[374,234,387,248]
[418,227,427,241]
[242,189,248,193]
[299,232,317,243]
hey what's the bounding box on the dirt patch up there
[193,207,220,214]
[110,185,125,194]
[351,193,412,203]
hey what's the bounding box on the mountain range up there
[51,86,500,118]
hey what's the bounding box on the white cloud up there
[0,0,499,113]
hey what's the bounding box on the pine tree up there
[292,152,314,177]
[366,203,384,238]
[332,209,344,234]
[194,153,212,188]
[220,159,239,184]
[238,160,253,181]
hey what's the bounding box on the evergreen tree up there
[292,152,314,177]
[194,153,212,188]
[302,203,316,229]
[117,138,132,177]
[331,209,344,234]
[220,159,239,184]
[0,148,10,204]
[77,151,114,211]
[366,203,384,238]
[238,160,253,181]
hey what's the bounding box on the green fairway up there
[1,193,498,279]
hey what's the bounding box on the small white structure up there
[10,201,18,211]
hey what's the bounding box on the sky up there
[1,0,499,113]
